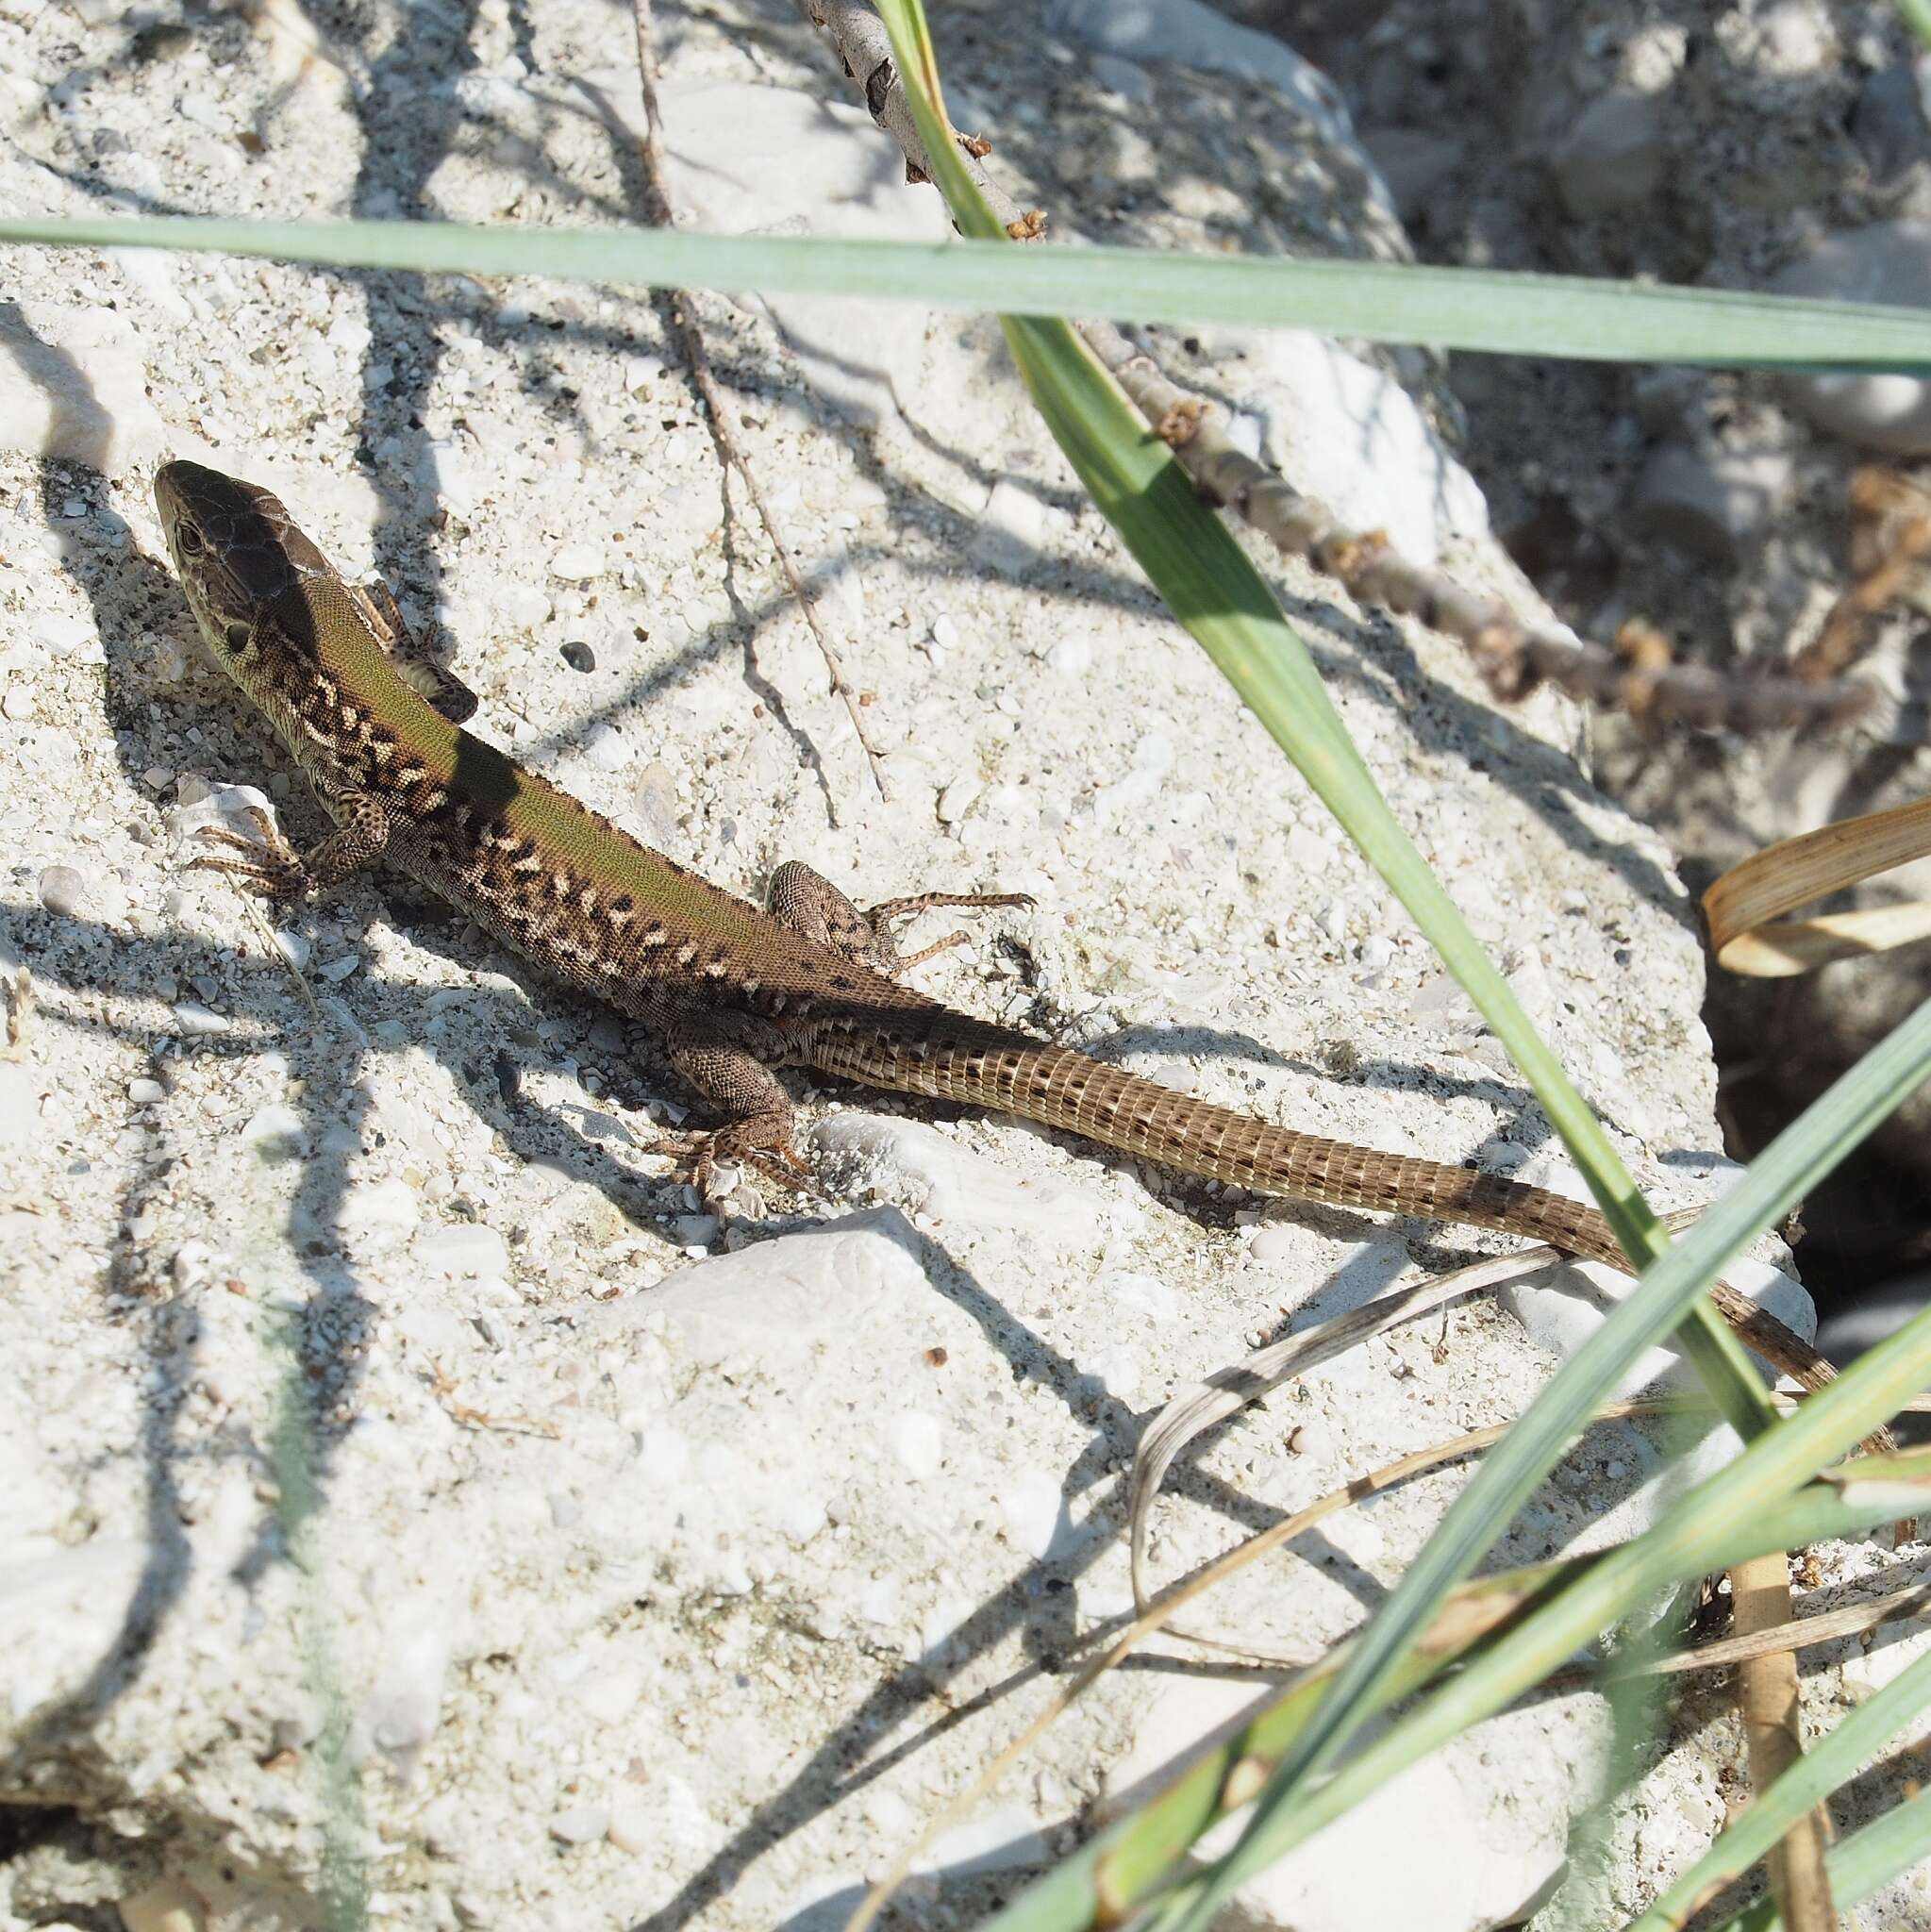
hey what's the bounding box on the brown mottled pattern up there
[809,1023,1623,1261]
[153,461,1838,1398]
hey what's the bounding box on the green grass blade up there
[1706,1785,1931,1932]
[981,1447,1931,1931]
[857,8,1801,1924]
[2,211,1930,369]
[865,8,1771,1419]
[1174,1231,1931,1925]
[1897,1,1931,54]
[1624,1638,1931,1929]
[981,996,1931,1927]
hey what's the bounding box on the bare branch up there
[633,0,893,807]
[790,0,1876,739]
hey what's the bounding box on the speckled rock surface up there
[0,4,1911,1932]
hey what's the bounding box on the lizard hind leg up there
[766,858,1033,978]
[352,577,479,724]
[662,1017,814,1203]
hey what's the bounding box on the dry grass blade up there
[851,1379,1931,1932]
[1127,1243,1576,1613]
[1732,1549,1838,1927]
[1704,795,1931,976]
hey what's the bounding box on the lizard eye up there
[176,524,204,557]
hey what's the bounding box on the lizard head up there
[154,459,333,667]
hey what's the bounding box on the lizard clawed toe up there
[690,1132,815,1209]
[189,812,311,899]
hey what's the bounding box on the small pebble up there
[3,686,36,722]
[587,724,633,772]
[1771,221,1931,452]
[272,929,312,971]
[1549,89,1665,217]
[33,613,93,655]
[173,1002,230,1036]
[171,1240,214,1292]
[1045,633,1092,676]
[127,1078,166,1106]
[621,354,663,392]
[549,1805,611,1846]
[550,541,604,582]
[317,954,360,983]
[559,641,595,673]
[930,613,960,652]
[503,582,552,629]
[37,865,86,916]
[117,1876,207,1932]
[417,1223,511,1278]
[937,774,981,824]
[240,1104,309,1157]
[1358,934,1395,973]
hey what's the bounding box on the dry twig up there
[1794,466,1931,686]
[632,0,892,808]
[791,0,1875,740]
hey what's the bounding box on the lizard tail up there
[807,1026,1843,1397]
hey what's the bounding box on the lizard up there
[152,457,1841,1397]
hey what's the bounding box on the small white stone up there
[118,1876,208,1932]
[173,1002,229,1036]
[341,1177,420,1237]
[37,865,86,916]
[622,354,664,392]
[930,613,961,651]
[33,613,94,655]
[936,774,981,824]
[502,581,553,629]
[416,1223,511,1279]
[548,1804,609,1846]
[587,725,633,772]
[891,1410,942,1480]
[3,684,36,721]
[971,477,1048,575]
[1357,934,1395,973]
[607,1793,655,1855]
[997,1470,1066,1559]
[316,954,360,983]
[127,1078,166,1106]
[550,541,604,582]
[171,1240,214,1291]
[1045,632,1092,676]
[240,1104,309,1157]
[272,929,312,971]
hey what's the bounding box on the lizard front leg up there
[190,789,398,901]
[767,859,1032,976]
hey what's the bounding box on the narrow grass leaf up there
[1703,1786,1931,1932]
[1174,1228,1931,1926]
[982,1445,1931,1932]
[1624,1638,1931,1929]
[3,212,1930,368]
